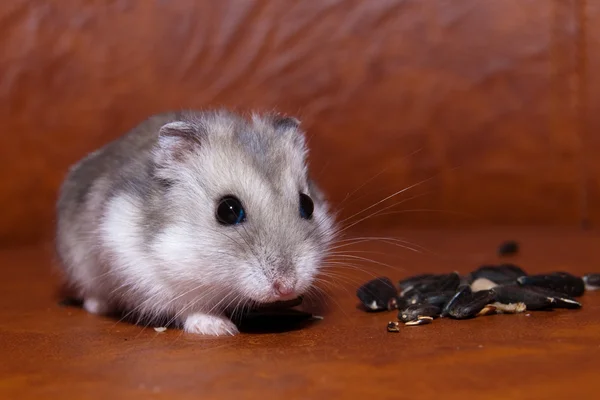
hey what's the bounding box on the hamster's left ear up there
[154,121,203,166]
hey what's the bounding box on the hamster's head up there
[150,110,337,306]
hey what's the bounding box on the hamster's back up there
[55,112,181,292]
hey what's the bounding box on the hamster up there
[55,109,336,336]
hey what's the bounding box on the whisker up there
[329,236,432,254]
[327,250,390,256]
[310,281,351,321]
[336,191,432,235]
[314,273,369,292]
[337,147,424,208]
[338,166,391,206]
[326,254,403,270]
[373,208,477,220]
[320,262,390,281]
[336,176,436,226]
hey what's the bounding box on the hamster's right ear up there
[272,115,301,131]
[154,121,202,165]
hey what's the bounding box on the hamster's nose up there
[273,281,294,297]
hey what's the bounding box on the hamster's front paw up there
[83,297,110,315]
[183,313,239,336]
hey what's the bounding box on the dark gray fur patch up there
[59,152,106,213]
[73,181,92,206]
[235,126,307,196]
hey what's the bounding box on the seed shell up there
[490,302,527,314]
[477,305,497,316]
[471,277,498,292]
[405,316,433,326]
[387,321,401,332]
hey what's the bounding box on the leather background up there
[0,0,597,245]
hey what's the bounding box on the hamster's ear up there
[154,121,202,165]
[264,113,306,149]
[272,115,301,131]
[256,112,301,132]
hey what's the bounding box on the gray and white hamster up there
[55,109,336,336]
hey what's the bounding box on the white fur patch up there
[98,194,170,315]
[100,194,145,273]
[183,313,238,336]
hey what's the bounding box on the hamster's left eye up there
[299,193,314,220]
[216,196,246,225]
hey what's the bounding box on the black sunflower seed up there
[402,294,423,307]
[441,285,469,316]
[469,264,527,285]
[438,272,463,292]
[400,289,451,308]
[493,283,582,310]
[393,295,410,310]
[398,304,441,323]
[419,290,457,308]
[583,274,600,291]
[498,240,519,256]
[517,272,585,297]
[524,286,582,309]
[398,274,437,293]
[399,272,461,298]
[356,277,398,311]
[493,284,554,310]
[442,287,497,319]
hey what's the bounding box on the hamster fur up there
[55,109,336,336]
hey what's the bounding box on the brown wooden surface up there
[2,0,600,245]
[2,228,600,399]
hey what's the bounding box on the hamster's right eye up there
[299,193,314,220]
[216,196,246,225]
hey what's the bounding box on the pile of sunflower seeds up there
[355,241,600,332]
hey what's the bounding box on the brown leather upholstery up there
[1,0,598,245]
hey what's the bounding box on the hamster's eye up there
[299,193,314,220]
[216,196,246,225]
